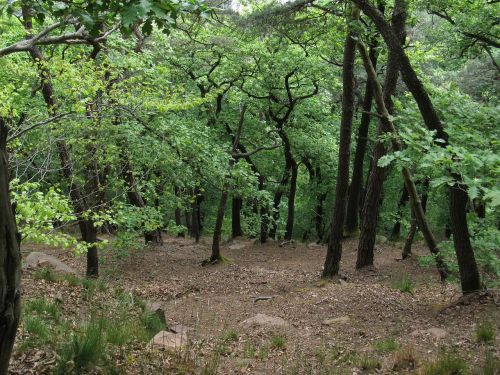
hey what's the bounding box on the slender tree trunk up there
[211,104,247,261]
[357,40,449,280]
[190,187,201,242]
[231,197,243,238]
[284,160,298,241]
[259,176,269,243]
[345,43,378,235]
[402,179,428,258]
[0,120,21,375]
[322,7,359,278]
[174,187,185,237]
[121,157,163,245]
[352,0,479,291]
[356,0,405,270]
[391,184,409,240]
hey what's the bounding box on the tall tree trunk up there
[357,40,449,280]
[322,6,359,278]
[27,45,99,277]
[284,159,298,241]
[174,187,185,237]
[231,197,243,238]
[345,42,378,235]
[356,0,405,270]
[352,0,480,291]
[0,120,21,375]
[211,104,247,261]
[259,176,269,243]
[391,184,409,240]
[190,187,201,242]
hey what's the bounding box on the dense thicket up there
[0,0,498,371]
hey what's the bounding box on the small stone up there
[149,331,187,349]
[411,327,448,340]
[322,316,350,325]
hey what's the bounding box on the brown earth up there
[13,236,499,374]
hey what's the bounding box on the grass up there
[269,333,287,350]
[373,337,399,353]
[477,353,500,375]
[475,321,496,344]
[24,297,60,321]
[392,348,416,371]
[33,267,58,282]
[357,355,381,371]
[140,310,165,337]
[392,277,416,293]
[420,353,468,375]
[223,329,239,343]
[23,315,50,341]
[53,320,106,375]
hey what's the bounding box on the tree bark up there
[174,187,185,237]
[357,40,449,280]
[352,0,480,291]
[211,104,247,262]
[402,179,428,258]
[231,196,243,238]
[0,120,21,375]
[356,0,405,270]
[284,159,298,241]
[322,6,359,278]
[345,42,378,235]
[391,184,409,240]
[120,156,163,245]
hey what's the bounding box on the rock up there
[229,242,246,250]
[149,331,188,349]
[169,324,190,335]
[411,327,447,340]
[145,301,166,326]
[23,252,76,275]
[375,235,388,245]
[322,316,350,325]
[241,314,289,327]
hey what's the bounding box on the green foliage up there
[24,298,60,322]
[32,267,58,283]
[23,315,50,341]
[269,333,286,350]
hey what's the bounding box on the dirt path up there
[17,236,499,374]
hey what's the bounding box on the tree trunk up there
[356,0,405,270]
[357,40,449,280]
[345,43,378,235]
[211,104,247,261]
[121,157,163,245]
[322,7,359,278]
[0,120,21,375]
[450,180,482,292]
[391,184,409,240]
[402,180,428,258]
[231,197,243,238]
[259,176,269,243]
[284,160,298,241]
[352,0,479,291]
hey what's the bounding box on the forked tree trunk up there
[211,104,247,262]
[356,0,405,270]
[402,179,428,258]
[231,197,243,238]
[0,120,21,375]
[345,43,378,235]
[357,41,449,280]
[352,0,480,291]
[322,6,359,278]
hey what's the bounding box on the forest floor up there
[13,236,500,374]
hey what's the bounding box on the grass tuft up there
[33,267,58,282]
[373,337,399,353]
[23,315,50,341]
[269,333,287,350]
[420,353,468,375]
[475,321,496,344]
[392,277,415,293]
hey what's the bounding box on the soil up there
[13,236,500,374]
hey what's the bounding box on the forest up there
[0,0,499,374]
